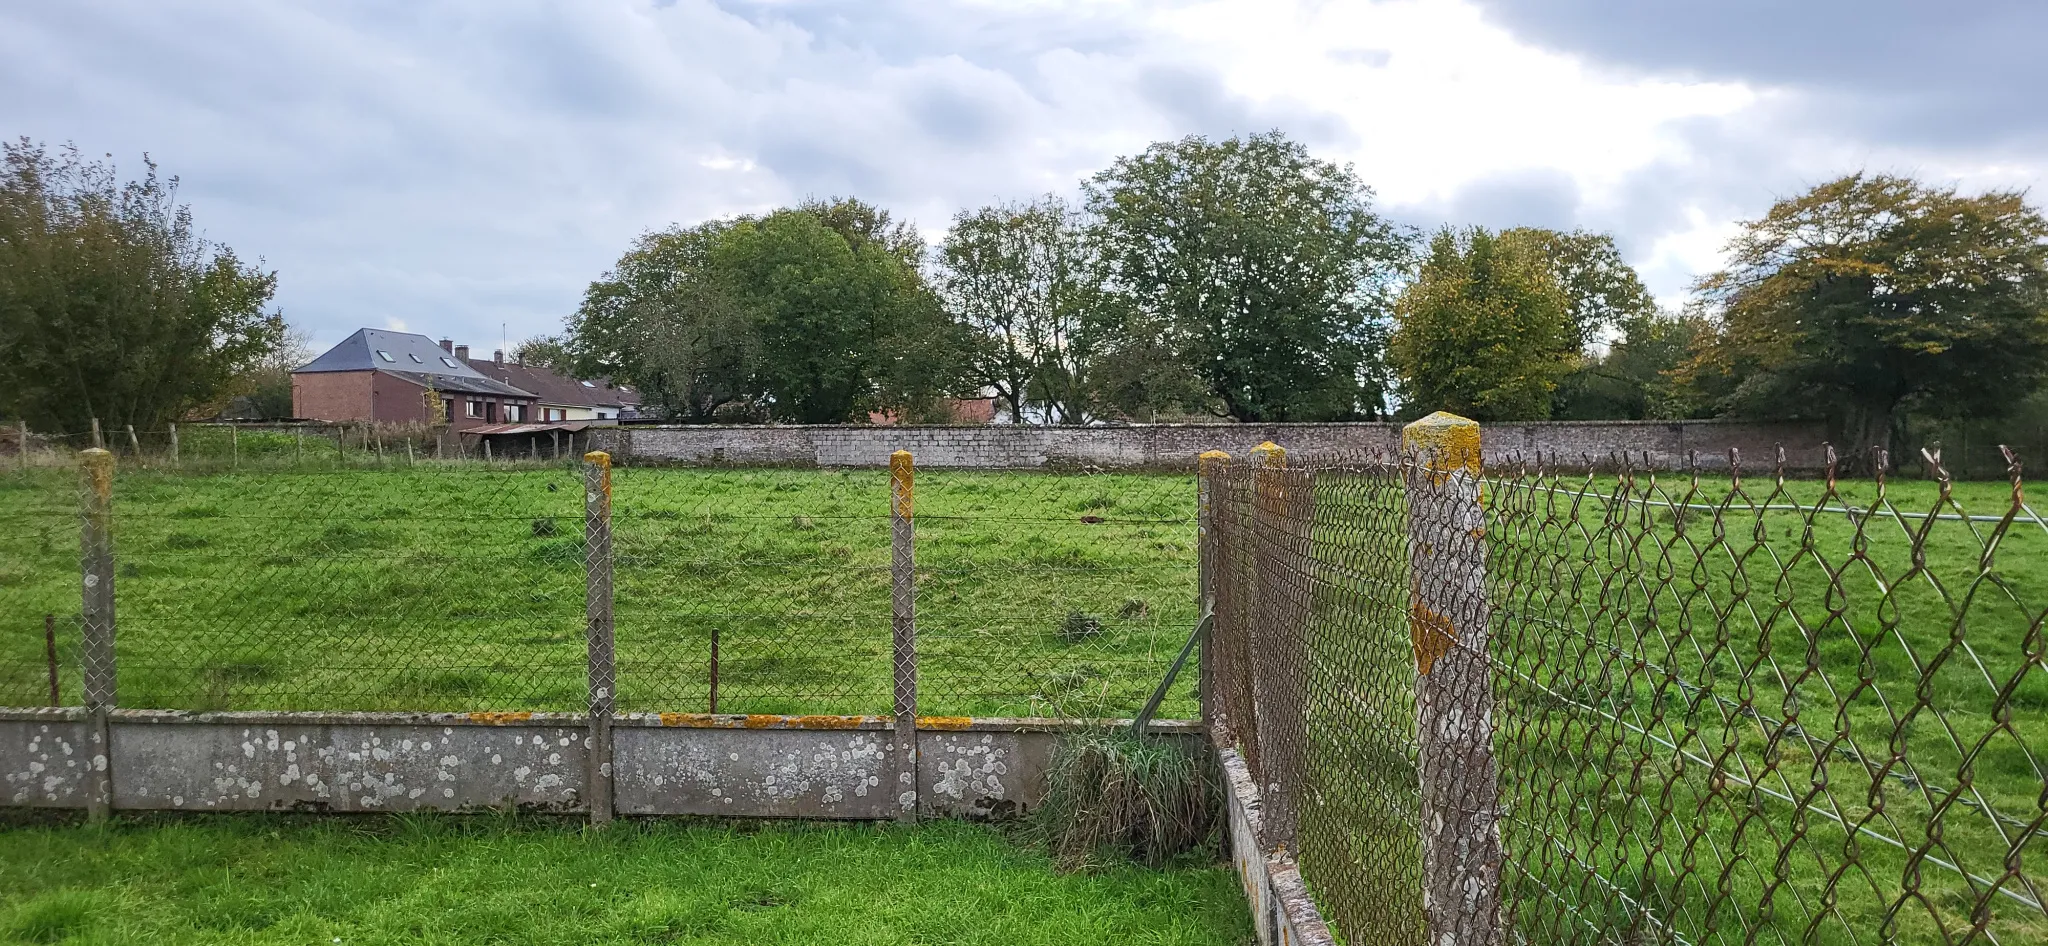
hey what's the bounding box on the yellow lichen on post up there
[1250,441,1286,468]
[81,448,113,504]
[1198,449,1230,473]
[1401,411,1481,477]
[890,449,914,519]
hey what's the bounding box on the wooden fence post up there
[230,425,239,470]
[890,450,918,824]
[1196,449,1229,724]
[19,420,29,472]
[90,417,103,449]
[583,451,616,826]
[79,448,117,822]
[124,424,140,459]
[1403,412,1505,946]
[169,424,180,469]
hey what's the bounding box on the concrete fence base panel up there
[3,709,1200,820]
[1216,741,1338,946]
[592,419,1828,471]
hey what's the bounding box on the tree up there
[1391,227,1576,421]
[937,196,1098,423]
[1500,228,1658,349]
[1553,311,1706,420]
[0,140,285,432]
[560,221,759,421]
[1085,132,1411,421]
[1680,173,2048,465]
[231,324,314,420]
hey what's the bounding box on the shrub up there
[1031,729,1217,870]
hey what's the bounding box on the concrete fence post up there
[1247,440,1303,851]
[583,451,616,826]
[18,420,28,472]
[1402,412,1505,946]
[169,423,180,469]
[889,449,919,824]
[79,448,117,822]
[1196,450,1229,724]
[90,417,103,449]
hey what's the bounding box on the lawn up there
[0,815,1251,945]
[0,463,1201,719]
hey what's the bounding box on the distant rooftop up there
[295,328,535,398]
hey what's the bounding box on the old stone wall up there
[591,419,1829,471]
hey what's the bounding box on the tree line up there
[537,131,2048,463]
[5,132,2046,467]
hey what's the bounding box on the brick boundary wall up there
[590,419,1831,472]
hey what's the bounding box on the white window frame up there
[465,399,483,418]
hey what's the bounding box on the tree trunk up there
[1838,400,1897,475]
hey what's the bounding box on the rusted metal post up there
[79,448,116,822]
[45,614,59,706]
[1197,450,1229,723]
[890,449,919,824]
[1403,412,1504,946]
[583,450,616,826]
[169,424,180,469]
[708,624,721,714]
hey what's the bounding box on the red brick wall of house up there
[292,371,376,422]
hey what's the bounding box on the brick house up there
[459,346,642,421]
[292,329,540,431]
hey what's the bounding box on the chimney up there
[454,345,469,360]
[493,349,504,365]
[439,338,453,353]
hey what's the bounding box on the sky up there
[5,0,2045,356]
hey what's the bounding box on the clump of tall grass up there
[1030,729,1217,870]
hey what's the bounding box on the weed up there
[1033,729,1218,870]
[1059,611,1105,643]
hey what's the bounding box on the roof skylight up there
[441,357,462,368]
[376,350,396,362]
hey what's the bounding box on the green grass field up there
[0,463,1201,718]
[0,816,1251,945]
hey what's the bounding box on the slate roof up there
[464,357,642,410]
[295,328,536,398]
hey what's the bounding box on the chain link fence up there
[1206,423,2048,946]
[2,439,1200,722]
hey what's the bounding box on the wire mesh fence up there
[1205,429,2048,946]
[2,445,1201,721]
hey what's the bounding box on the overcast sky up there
[5,0,2044,355]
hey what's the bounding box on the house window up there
[465,399,483,418]
[486,401,497,423]
[444,398,454,422]
[546,408,566,422]
[505,403,524,423]
[376,350,395,362]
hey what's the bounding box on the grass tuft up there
[1032,729,1218,871]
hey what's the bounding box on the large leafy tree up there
[1085,132,1411,421]
[1680,174,2048,464]
[1391,227,1576,421]
[559,221,759,421]
[1553,311,1706,420]
[937,196,1097,423]
[1500,227,1658,349]
[0,140,285,432]
[564,199,954,424]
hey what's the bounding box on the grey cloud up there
[1468,0,2048,149]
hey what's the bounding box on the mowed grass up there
[0,815,1251,946]
[0,464,1199,718]
[1285,470,2048,944]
